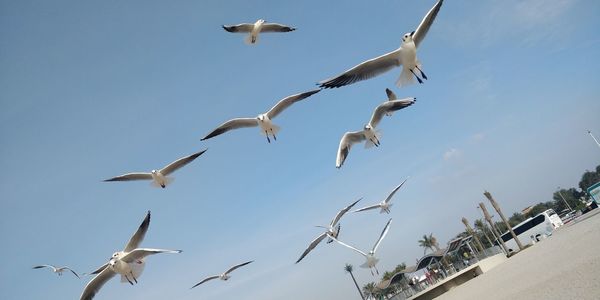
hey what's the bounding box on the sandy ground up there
[437,210,600,300]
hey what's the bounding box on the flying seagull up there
[190,260,253,289]
[318,0,443,88]
[103,149,207,188]
[336,97,416,168]
[296,198,361,263]
[32,265,80,278]
[80,211,181,300]
[223,19,296,44]
[354,178,408,214]
[201,89,320,143]
[331,218,392,275]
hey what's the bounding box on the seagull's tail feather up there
[245,33,258,45]
[396,67,416,87]
[150,177,174,188]
[364,130,382,149]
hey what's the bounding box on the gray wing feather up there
[372,219,393,253]
[224,260,253,275]
[330,236,367,257]
[369,98,416,128]
[413,0,444,48]
[88,263,108,275]
[260,23,296,32]
[266,89,320,119]
[336,131,366,168]
[201,118,258,140]
[385,88,397,101]
[222,24,254,33]
[63,267,81,278]
[384,178,408,204]
[330,198,362,227]
[103,172,152,182]
[319,49,402,89]
[353,204,381,213]
[121,248,182,263]
[160,149,207,175]
[80,267,116,300]
[296,232,328,263]
[124,211,151,252]
[190,275,220,289]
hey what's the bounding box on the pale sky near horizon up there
[1,0,599,299]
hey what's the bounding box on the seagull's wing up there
[33,264,56,271]
[63,267,81,279]
[318,49,402,89]
[368,98,416,128]
[123,211,151,252]
[353,204,381,213]
[80,267,116,300]
[330,236,367,257]
[295,232,328,263]
[201,118,258,141]
[385,88,397,101]
[336,131,366,168]
[384,178,408,204]
[121,248,182,263]
[330,198,362,227]
[266,89,320,119]
[88,263,108,275]
[224,260,253,275]
[372,219,393,253]
[260,23,296,32]
[412,0,444,48]
[160,149,207,175]
[190,275,220,289]
[222,23,254,33]
[103,172,152,182]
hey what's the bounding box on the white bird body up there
[331,219,392,275]
[295,198,361,263]
[336,98,415,168]
[354,178,408,214]
[79,211,182,300]
[318,0,443,88]
[104,150,206,188]
[201,90,320,143]
[222,19,296,45]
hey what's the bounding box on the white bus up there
[496,209,559,252]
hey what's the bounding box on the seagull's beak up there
[410,31,415,37]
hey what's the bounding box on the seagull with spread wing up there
[32,265,80,278]
[331,219,392,275]
[79,211,181,300]
[223,19,295,44]
[296,198,361,263]
[336,97,415,168]
[354,178,408,214]
[190,260,253,289]
[103,149,207,188]
[319,0,443,88]
[201,89,320,143]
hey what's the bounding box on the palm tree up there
[345,263,365,300]
[362,282,377,300]
[418,233,440,254]
[474,219,494,248]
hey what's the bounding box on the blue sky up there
[1,0,599,299]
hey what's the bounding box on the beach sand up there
[437,210,600,300]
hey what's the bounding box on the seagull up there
[331,219,392,275]
[318,0,443,88]
[80,211,182,300]
[354,178,408,214]
[190,260,253,289]
[336,97,416,168]
[296,198,361,263]
[201,89,320,143]
[223,19,296,44]
[32,265,80,278]
[103,149,207,188]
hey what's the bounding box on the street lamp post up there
[557,187,573,212]
[588,130,600,150]
[484,191,525,251]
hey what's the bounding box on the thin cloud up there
[443,148,462,161]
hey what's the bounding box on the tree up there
[474,219,494,248]
[418,233,440,254]
[508,212,526,227]
[345,263,365,300]
[579,165,600,192]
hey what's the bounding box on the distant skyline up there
[1,0,599,299]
